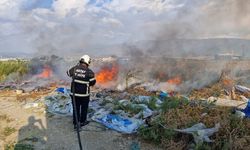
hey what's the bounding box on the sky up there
[0,0,250,56]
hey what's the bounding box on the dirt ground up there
[0,92,162,150]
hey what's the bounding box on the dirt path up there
[0,93,162,150]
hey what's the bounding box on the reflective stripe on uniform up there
[70,93,90,97]
[73,79,90,95]
[74,79,89,84]
[89,78,96,81]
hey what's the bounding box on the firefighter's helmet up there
[80,55,91,65]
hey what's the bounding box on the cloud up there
[0,0,25,19]
[52,0,88,17]
[0,0,250,56]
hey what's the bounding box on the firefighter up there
[67,55,96,130]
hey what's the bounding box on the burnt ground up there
[0,91,162,150]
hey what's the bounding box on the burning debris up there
[36,65,53,79]
[2,55,250,149]
[96,62,119,86]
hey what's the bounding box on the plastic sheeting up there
[175,123,220,144]
[41,87,163,133]
[93,114,143,134]
[43,87,73,116]
[41,88,155,133]
[242,101,250,118]
[235,85,250,93]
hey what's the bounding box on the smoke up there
[1,0,250,57]
[1,0,250,92]
[117,0,250,92]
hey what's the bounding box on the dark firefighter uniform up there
[67,63,96,127]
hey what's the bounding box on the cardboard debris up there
[207,97,247,109]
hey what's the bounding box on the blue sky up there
[87,0,113,7]
[22,0,54,10]
[22,0,112,10]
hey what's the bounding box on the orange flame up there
[96,63,119,84]
[37,65,52,78]
[222,79,234,86]
[167,76,182,85]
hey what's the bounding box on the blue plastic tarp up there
[56,87,65,93]
[242,101,250,118]
[56,87,70,95]
[94,114,143,134]
[159,91,168,99]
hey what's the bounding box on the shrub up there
[0,60,29,82]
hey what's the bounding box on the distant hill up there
[1,38,250,58]
[133,38,250,58]
[0,52,32,58]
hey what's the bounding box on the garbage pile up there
[40,87,166,133]
[36,82,250,149]
[139,96,250,149]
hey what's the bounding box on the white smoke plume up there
[1,0,250,92]
[0,0,250,57]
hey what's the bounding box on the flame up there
[167,76,182,85]
[96,63,119,84]
[37,65,52,78]
[222,79,233,86]
[222,78,234,89]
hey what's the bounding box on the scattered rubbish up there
[175,123,220,144]
[56,87,69,95]
[235,85,250,93]
[118,99,130,106]
[16,89,24,94]
[207,97,247,109]
[134,104,153,118]
[132,96,151,103]
[43,92,73,116]
[93,114,143,134]
[234,110,246,118]
[201,113,208,118]
[0,84,17,90]
[159,91,168,99]
[242,101,250,118]
[130,141,140,150]
[91,108,111,119]
[240,95,249,102]
[35,84,248,139]
[23,102,39,109]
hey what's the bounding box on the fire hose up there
[72,67,83,150]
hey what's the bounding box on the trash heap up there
[138,96,250,149]
[41,87,165,134]
[39,83,250,149]
[137,80,250,149]
[43,88,73,116]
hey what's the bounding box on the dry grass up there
[163,105,250,149]
[189,83,224,99]
[2,127,16,137]
[189,80,250,101]
[139,96,250,149]
[0,114,13,123]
